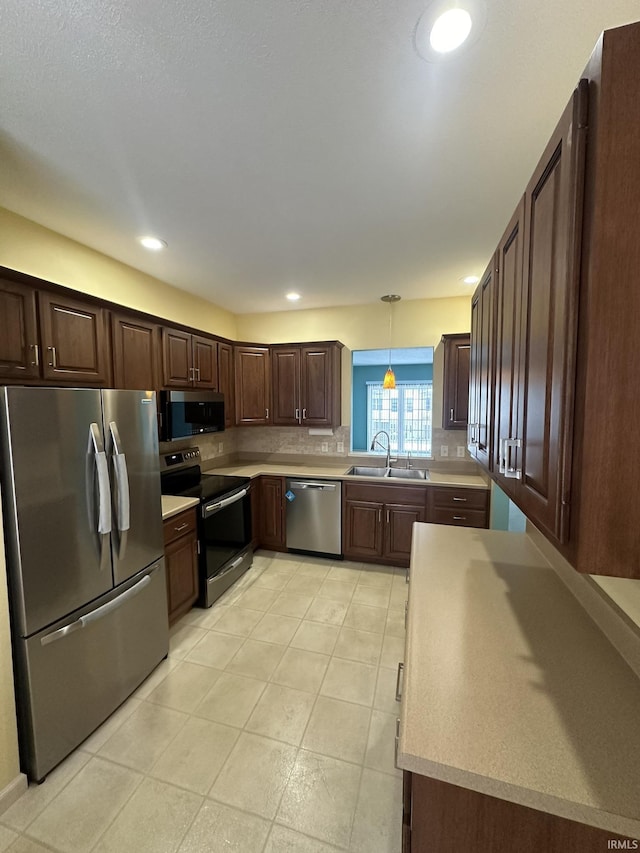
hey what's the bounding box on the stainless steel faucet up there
[370,430,392,467]
[406,450,412,469]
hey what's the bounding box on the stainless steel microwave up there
[159,390,225,441]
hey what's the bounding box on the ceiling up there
[1,1,639,315]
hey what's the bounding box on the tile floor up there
[0,551,407,853]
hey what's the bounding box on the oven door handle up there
[203,488,248,515]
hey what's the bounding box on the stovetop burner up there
[159,447,249,503]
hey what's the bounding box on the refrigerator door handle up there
[40,572,153,647]
[89,423,112,536]
[109,421,131,559]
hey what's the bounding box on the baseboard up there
[0,772,27,816]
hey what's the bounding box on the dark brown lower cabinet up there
[403,772,636,852]
[163,509,199,626]
[428,486,489,529]
[258,476,286,551]
[342,483,426,567]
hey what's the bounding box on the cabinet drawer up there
[431,508,488,528]
[430,487,488,511]
[163,509,197,546]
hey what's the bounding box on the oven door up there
[200,486,253,607]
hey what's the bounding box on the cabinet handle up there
[174,523,189,532]
[450,408,454,421]
[31,344,39,367]
[265,408,269,420]
[504,438,523,480]
[295,408,300,422]
[395,662,404,702]
[47,346,57,368]
[452,497,467,502]
[196,367,201,381]
[302,408,307,420]
[394,717,401,770]
[453,516,466,521]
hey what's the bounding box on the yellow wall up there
[0,492,20,794]
[0,207,237,339]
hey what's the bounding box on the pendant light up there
[380,295,401,389]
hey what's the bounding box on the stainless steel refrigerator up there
[0,386,168,782]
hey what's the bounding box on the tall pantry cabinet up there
[468,22,640,579]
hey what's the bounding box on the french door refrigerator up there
[0,386,168,782]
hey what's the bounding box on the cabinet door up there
[493,200,526,493]
[516,84,587,544]
[161,328,193,388]
[343,499,384,560]
[112,312,160,390]
[468,259,496,469]
[385,503,426,562]
[301,345,336,426]
[442,334,470,429]
[218,342,235,428]
[192,335,218,389]
[234,346,271,425]
[258,476,285,549]
[38,292,110,384]
[272,347,301,425]
[0,278,40,380]
[164,533,199,626]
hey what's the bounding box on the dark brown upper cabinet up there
[442,333,470,430]
[271,342,342,427]
[468,258,496,471]
[111,312,161,390]
[217,341,235,429]
[0,277,40,380]
[161,327,218,390]
[38,291,111,385]
[234,345,271,425]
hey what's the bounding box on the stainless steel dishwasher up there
[285,478,342,557]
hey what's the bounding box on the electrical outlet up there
[457,446,466,458]
[440,445,449,457]
[336,441,344,453]
[321,442,329,453]
[218,442,224,454]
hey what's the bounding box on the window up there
[367,381,432,456]
[351,346,434,456]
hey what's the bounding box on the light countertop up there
[399,524,640,839]
[161,495,199,521]
[203,462,489,490]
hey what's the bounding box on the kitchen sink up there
[345,465,429,480]
[346,466,389,477]
[387,468,430,480]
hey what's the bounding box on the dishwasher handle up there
[288,481,338,490]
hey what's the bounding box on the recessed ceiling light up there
[139,236,167,250]
[463,275,480,284]
[414,0,486,63]
[430,9,472,53]
[286,292,301,302]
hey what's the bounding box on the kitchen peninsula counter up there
[400,524,640,839]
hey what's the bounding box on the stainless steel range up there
[160,448,253,607]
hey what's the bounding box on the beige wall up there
[0,207,237,339]
[0,492,20,794]
[236,296,471,426]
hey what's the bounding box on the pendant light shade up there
[383,367,396,389]
[380,294,401,389]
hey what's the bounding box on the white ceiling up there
[1,1,639,315]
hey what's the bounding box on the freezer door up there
[0,387,113,638]
[102,390,163,585]
[14,560,168,782]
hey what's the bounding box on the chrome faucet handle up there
[406,450,412,469]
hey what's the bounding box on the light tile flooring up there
[0,551,407,853]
